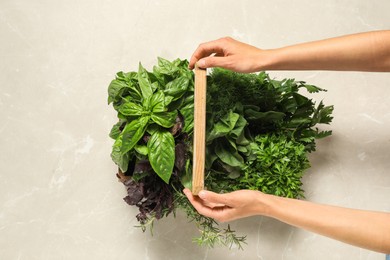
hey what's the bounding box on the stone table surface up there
[1,0,389,259]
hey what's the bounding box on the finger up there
[198,190,231,206]
[183,188,205,206]
[197,56,234,70]
[183,188,226,208]
[189,39,226,69]
[203,200,227,208]
[183,188,221,218]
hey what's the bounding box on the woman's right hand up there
[183,188,270,222]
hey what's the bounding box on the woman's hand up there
[189,31,390,72]
[188,37,268,73]
[184,188,390,253]
[182,188,270,222]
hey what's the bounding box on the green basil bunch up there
[108,58,194,183]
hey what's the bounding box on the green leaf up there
[116,71,137,82]
[302,84,325,93]
[148,130,175,183]
[180,159,192,189]
[109,120,124,140]
[245,109,285,122]
[146,123,161,135]
[138,63,153,99]
[151,111,177,128]
[134,144,148,155]
[230,115,247,139]
[287,117,312,127]
[107,79,127,105]
[281,98,298,113]
[316,130,332,139]
[119,102,143,116]
[312,101,334,125]
[164,76,190,100]
[111,135,131,172]
[122,83,143,105]
[120,116,149,154]
[207,111,240,142]
[215,141,244,168]
[180,104,194,134]
[156,57,178,75]
[204,146,218,169]
[150,91,166,112]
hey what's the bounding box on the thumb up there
[198,190,230,206]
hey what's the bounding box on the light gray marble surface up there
[1,0,389,259]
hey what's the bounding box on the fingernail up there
[197,59,205,68]
[198,190,206,199]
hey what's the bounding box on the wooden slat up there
[192,65,207,195]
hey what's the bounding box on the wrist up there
[253,192,278,217]
[255,49,283,71]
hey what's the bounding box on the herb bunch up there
[107,58,333,249]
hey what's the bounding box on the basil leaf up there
[164,95,174,107]
[119,102,143,116]
[134,144,148,155]
[116,71,137,82]
[180,159,192,189]
[178,94,194,133]
[111,135,131,172]
[138,63,153,99]
[146,123,160,136]
[148,130,175,183]
[107,79,127,105]
[121,116,149,154]
[164,76,189,100]
[109,120,124,140]
[151,81,159,93]
[150,91,166,112]
[179,104,194,134]
[151,111,177,128]
[156,57,178,75]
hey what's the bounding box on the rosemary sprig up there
[173,189,247,249]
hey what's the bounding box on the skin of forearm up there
[261,30,390,72]
[260,194,390,253]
